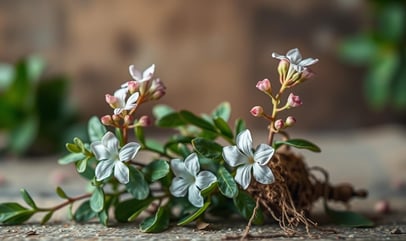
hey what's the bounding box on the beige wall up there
[0,0,390,131]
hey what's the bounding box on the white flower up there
[113,88,139,115]
[169,153,217,207]
[91,132,141,184]
[222,129,275,190]
[129,64,155,83]
[272,48,318,73]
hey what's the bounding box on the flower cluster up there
[252,48,318,143]
[2,48,338,233]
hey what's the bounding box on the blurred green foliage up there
[0,56,83,156]
[339,0,406,110]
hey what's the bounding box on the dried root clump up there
[247,148,367,235]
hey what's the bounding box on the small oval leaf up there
[139,206,170,233]
[88,116,107,142]
[274,139,321,152]
[55,186,69,199]
[126,166,150,200]
[90,187,104,213]
[177,201,211,226]
[217,167,238,198]
[20,189,37,209]
[324,202,374,227]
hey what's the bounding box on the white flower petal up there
[188,185,204,207]
[253,163,275,185]
[236,129,253,157]
[124,92,139,110]
[119,142,140,161]
[235,164,253,190]
[299,57,319,67]
[184,153,200,176]
[287,48,301,63]
[114,161,130,184]
[114,108,123,115]
[95,160,115,181]
[254,144,274,165]
[114,88,127,107]
[195,171,217,190]
[169,177,190,197]
[129,65,142,81]
[102,132,119,155]
[271,52,286,60]
[91,141,110,160]
[142,64,155,80]
[171,159,191,179]
[222,145,249,167]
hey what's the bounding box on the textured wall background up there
[0,0,403,132]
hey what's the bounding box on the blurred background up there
[0,0,405,156]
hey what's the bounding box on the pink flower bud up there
[127,81,139,94]
[101,115,113,126]
[124,115,133,126]
[112,114,121,123]
[298,68,314,82]
[105,94,118,107]
[138,115,153,127]
[250,106,264,117]
[256,79,271,93]
[274,119,284,130]
[287,93,302,108]
[285,116,296,127]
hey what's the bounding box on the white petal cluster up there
[272,48,318,73]
[169,153,217,207]
[113,88,139,115]
[222,129,275,190]
[91,132,140,184]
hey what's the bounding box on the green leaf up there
[0,63,15,89]
[26,55,45,82]
[211,102,231,121]
[274,139,321,152]
[217,167,238,198]
[126,166,150,200]
[180,110,217,132]
[76,157,88,173]
[90,187,104,213]
[0,202,35,225]
[56,186,69,199]
[233,191,264,225]
[177,201,211,225]
[192,138,223,160]
[74,200,97,222]
[139,206,170,233]
[152,104,175,120]
[234,119,246,136]
[66,143,81,153]
[73,137,85,152]
[98,209,109,226]
[200,182,218,197]
[142,159,170,182]
[8,117,38,154]
[58,153,86,165]
[378,3,405,42]
[114,197,154,222]
[135,126,146,146]
[365,52,399,110]
[324,202,374,227]
[41,211,53,225]
[339,35,377,64]
[213,117,233,139]
[88,116,107,142]
[156,112,186,127]
[145,139,165,154]
[20,189,37,209]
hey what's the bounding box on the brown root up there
[246,149,367,236]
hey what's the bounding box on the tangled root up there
[246,148,367,236]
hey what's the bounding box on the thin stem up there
[36,193,91,212]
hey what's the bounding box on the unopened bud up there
[250,106,264,117]
[124,115,133,126]
[287,93,302,108]
[297,68,315,83]
[285,116,296,127]
[138,115,152,127]
[101,115,113,126]
[128,81,139,94]
[105,94,118,108]
[277,59,290,83]
[112,114,121,123]
[256,78,272,93]
[274,119,284,130]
